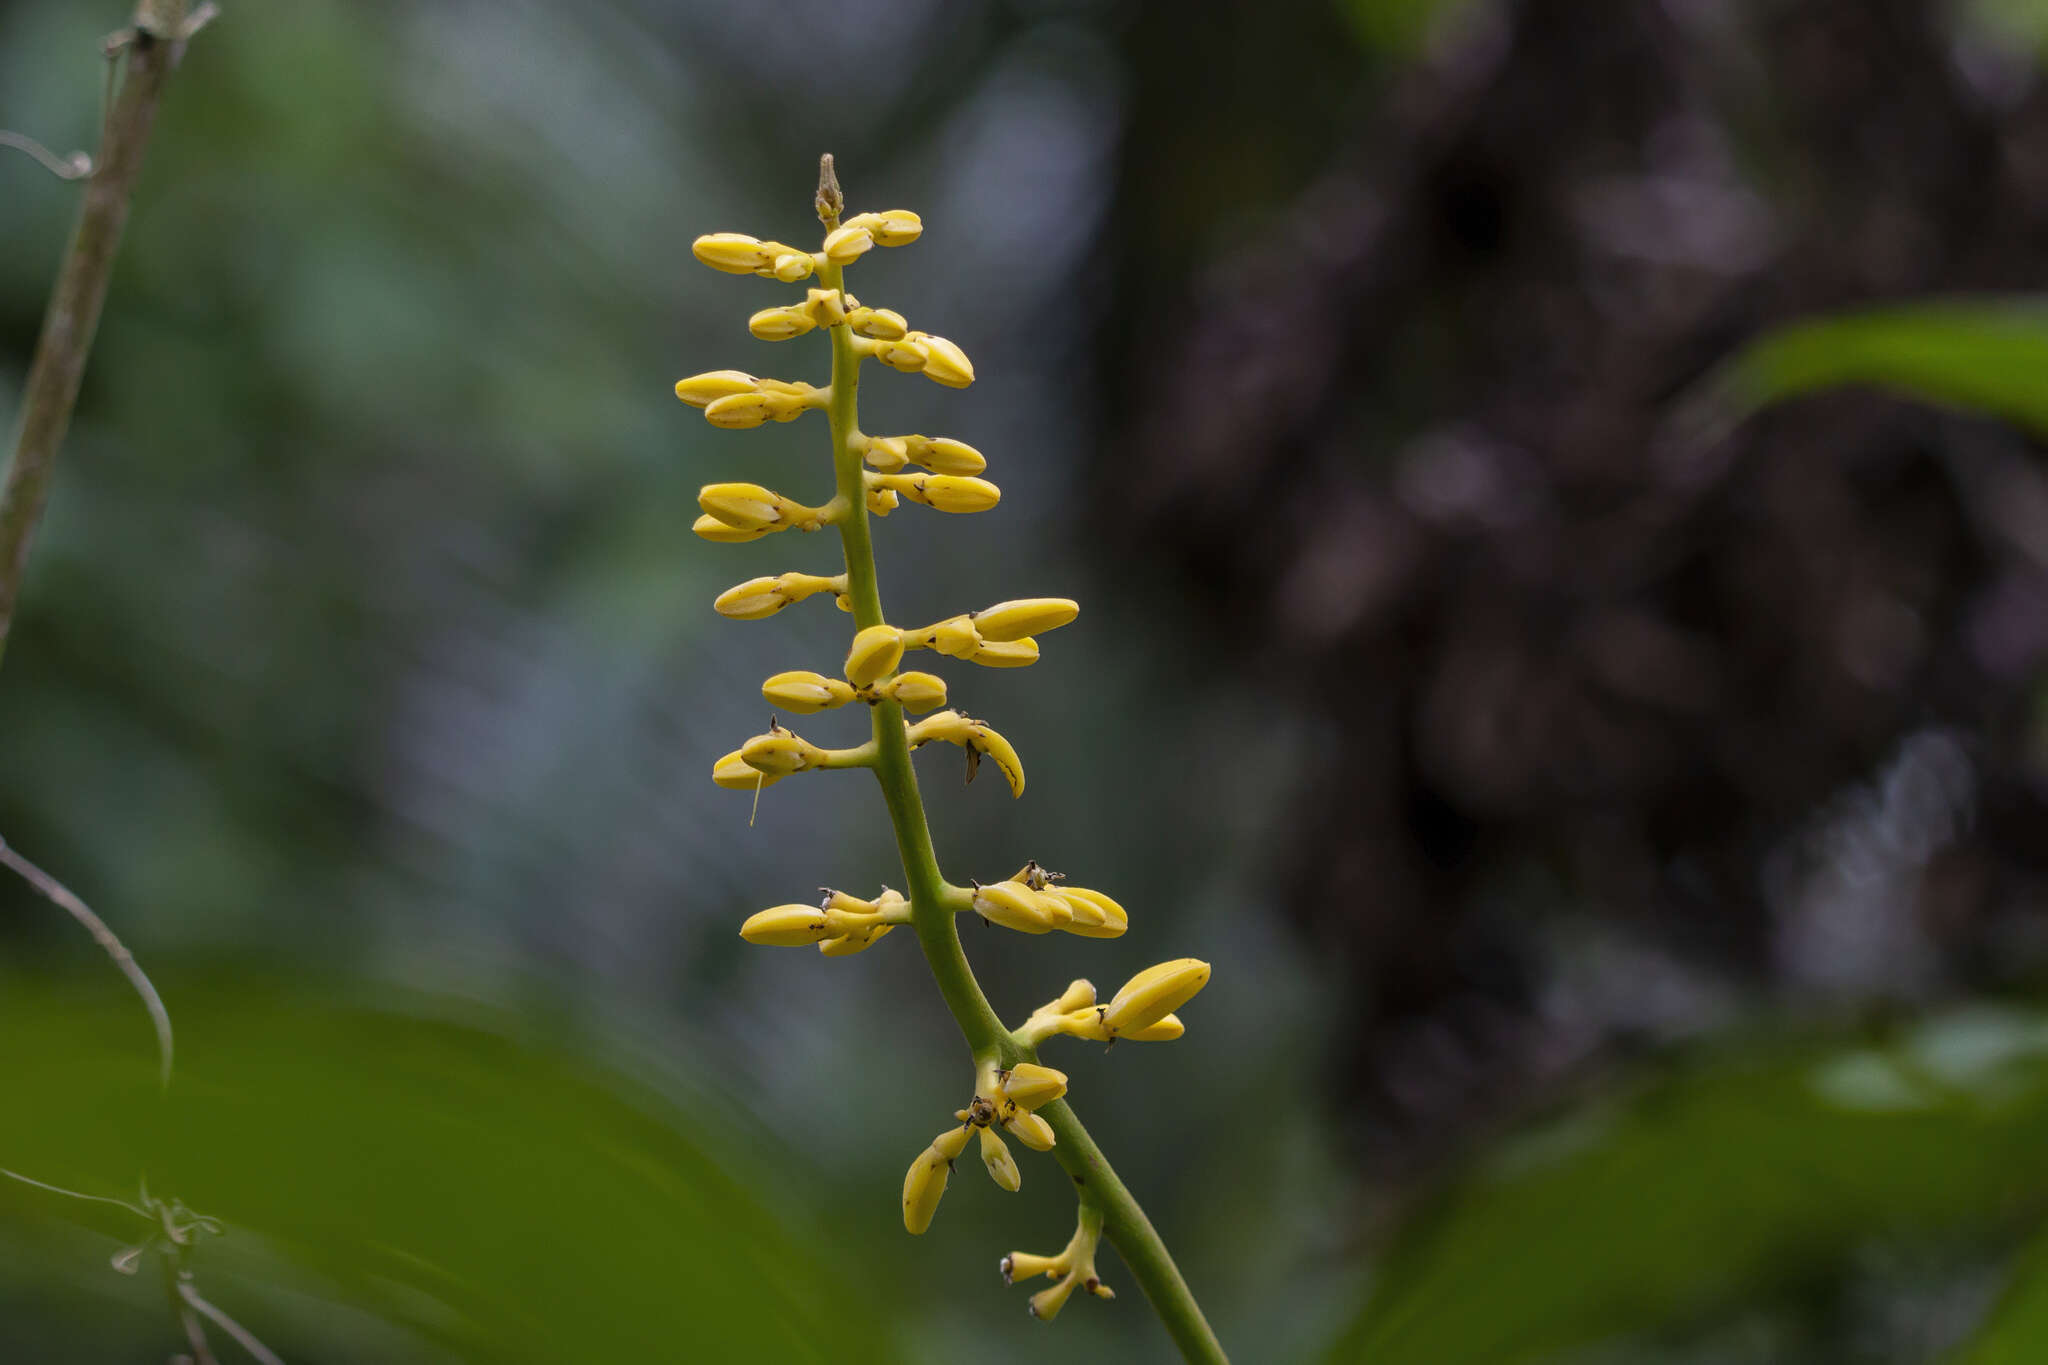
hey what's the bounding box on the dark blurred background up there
[4,0,2048,1361]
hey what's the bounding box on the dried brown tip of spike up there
[816,153,843,224]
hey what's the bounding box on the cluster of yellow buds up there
[970,861,1128,938]
[684,160,1217,1337]
[902,1059,1070,1234]
[739,888,908,955]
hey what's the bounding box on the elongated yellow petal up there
[739,731,822,775]
[748,306,816,341]
[849,307,909,341]
[1053,887,1128,939]
[902,1142,952,1235]
[699,483,785,530]
[979,1125,1021,1192]
[1003,1109,1056,1152]
[919,475,1001,514]
[693,515,769,544]
[692,232,773,274]
[761,671,857,714]
[969,723,1026,797]
[846,209,922,247]
[1103,959,1211,1038]
[917,436,986,475]
[704,392,774,429]
[998,1062,1068,1111]
[914,333,975,388]
[819,922,895,955]
[739,904,835,946]
[712,749,785,790]
[675,369,760,407]
[972,598,1079,643]
[821,224,875,264]
[968,638,1039,668]
[972,881,1062,934]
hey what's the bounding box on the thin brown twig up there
[0,11,205,668]
[0,836,172,1089]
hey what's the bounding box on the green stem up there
[818,260,1229,1364]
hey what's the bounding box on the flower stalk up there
[689,155,1226,1363]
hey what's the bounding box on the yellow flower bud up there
[713,577,784,620]
[844,209,922,247]
[973,880,1063,934]
[906,436,987,476]
[902,1141,953,1236]
[998,1063,1068,1111]
[1102,959,1211,1038]
[1124,1013,1185,1042]
[768,252,811,282]
[698,483,785,530]
[874,338,930,373]
[747,306,816,341]
[863,436,909,472]
[739,730,823,775]
[866,486,899,516]
[968,639,1039,668]
[979,1125,1020,1192]
[1029,1273,1079,1322]
[704,392,774,430]
[801,287,848,329]
[692,232,773,274]
[913,333,975,388]
[819,922,896,955]
[712,748,786,790]
[916,616,981,658]
[761,670,857,714]
[879,671,948,713]
[849,306,909,341]
[1052,887,1128,939]
[918,475,1001,514]
[674,370,761,408]
[739,904,835,946]
[693,515,769,544]
[1052,979,1097,1013]
[751,241,806,275]
[821,224,875,264]
[1004,1109,1056,1151]
[845,624,906,687]
[972,598,1079,643]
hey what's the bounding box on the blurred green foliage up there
[1686,298,2048,442]
[0,965,895,1362]
[1332,1010,2048,1364]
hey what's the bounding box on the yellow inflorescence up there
[684,167,1212,1329]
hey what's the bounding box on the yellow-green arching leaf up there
[1326,1009,2048,1364]
[0,968,895,1363]
[1680,296,2048,442]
